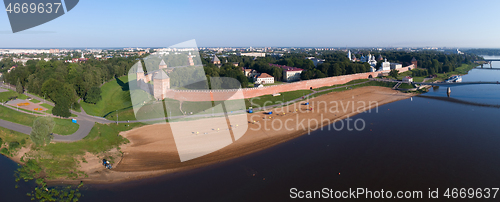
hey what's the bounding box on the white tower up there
[348,50,352,61]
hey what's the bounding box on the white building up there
[390,63,402,70]
[238,52,266,57]
[244,68,259,78]
[381,58,391,71]
[306,57,325,67]
[254,73,275,84]
[367,54,377,67]
[402,76,413,83]
[348,50,352,61]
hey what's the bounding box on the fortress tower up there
[153,70,170,100]
[411,57,417,69]
[188,52,194,66]
[136,61,145,83]
[159,59,168,69]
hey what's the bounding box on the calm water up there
[2,62,500,201]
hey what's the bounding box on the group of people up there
[102,159,112,169]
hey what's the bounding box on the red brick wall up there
[167,65,413,101]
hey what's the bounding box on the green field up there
[81,76,132,117]
[396,63,476,83]
[40,103,53,114]
[0,105,79,135]
[29,99,41,103]
[35,122,142,179]
[0,126,31,156]
[246,90,313,108]
[0,89,28,102]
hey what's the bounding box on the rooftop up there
[257,73,273,78]
[269,63,304,72]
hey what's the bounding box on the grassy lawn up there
[29,99,41,103]
[34,122,143,179]
[0,126,31,157]
[315,79,369,91]
[81,76,132,117]
[263,81,284,86]
[396,63,476,83]
[246,90,313,108]
[0,105,78,135]
[53,119,79,135]
[399,83,415,89]
[40,103,53,114]
[0,89,27,102]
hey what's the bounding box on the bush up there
[0,148,8,155]
[0,137,3,147]
[9,141,20,150]
[20,139,26,146]
[84,86,102,104]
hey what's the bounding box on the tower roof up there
[213,55,220,62]
[136,61,144,73]
[411,57,417,62]
[154,70,169,80]
[159,59,167,66]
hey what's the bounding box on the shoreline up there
[46,86,415,185]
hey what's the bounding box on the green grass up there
[0,89,23,102]
[0,105,79,135]
[81,76,132,117]
[246,90,313,108]
[398,83,415,89]
[36,122,142,179]
[315,79,369,91]
[0,126,31,156]
[40,103,53,114]
[29,99,40,103]
[52,119,79,135]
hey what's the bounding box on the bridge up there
[474,59,500,68]
[412,81,500,86]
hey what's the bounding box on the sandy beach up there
[67,86,413,184]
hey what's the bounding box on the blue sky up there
[0,0,499,48]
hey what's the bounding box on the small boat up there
[445,75,462,83]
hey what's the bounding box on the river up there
[2,58,500,201]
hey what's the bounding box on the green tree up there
[30,117,55,147]
[16,78,23,94]
[52,95,71,118]
[84,86,102,104]
[389,69,399,79]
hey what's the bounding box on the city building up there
[243,68,259,78]
[238,52,266,57]
[402,76,413,83]
[366,54,377,67]
[381,58,391,71]
[269,64,303,82]
[411,57,417,69]
[188,52,194,66]
[7,65,16,73]
[390,63,402,70]
[254,73,274,84]
[306,57,325,67]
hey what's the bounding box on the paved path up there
[0,119,31,135]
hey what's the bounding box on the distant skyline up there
[1,0,500,48]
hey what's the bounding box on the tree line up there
[2,57,140,117]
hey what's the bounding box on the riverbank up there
[62,86,414,185]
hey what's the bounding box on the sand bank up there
[73,86,413,184]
